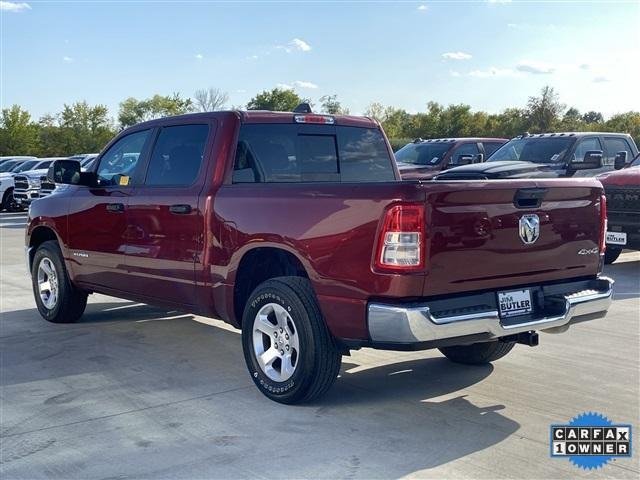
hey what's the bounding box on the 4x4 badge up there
[519,214,540,244]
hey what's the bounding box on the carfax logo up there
[551,412,632,470]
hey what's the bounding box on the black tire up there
[31,240,88,323]
[241,277,342,404]
[439,340,515,365]
[1,188,20,212]
[604,247,622,265]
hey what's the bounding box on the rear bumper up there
[367,276,614,347]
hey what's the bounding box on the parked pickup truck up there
[13,158,64,207]
[598,153,640,263]
[437,132,638,180]
[26,110,613,404]
[395,137,507,180]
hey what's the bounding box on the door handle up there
[169,204,192,214]
[106,203,125,213]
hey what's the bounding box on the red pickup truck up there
[26,110,613,404]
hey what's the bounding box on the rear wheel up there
[439,340,515,365]
[1,188,21,212]
[604,247,622,265]
[241,277,342,404]
[31,240,87,323]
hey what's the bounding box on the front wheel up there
[439,340,515,365]
[604,247,622,265]
[31,240,88,323]
[241,277,342,404]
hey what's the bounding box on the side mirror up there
[474,153,484,164]
[614,151,628,170]
[453,154,475,166]
[47,159,94,185]
[570,150,603,170]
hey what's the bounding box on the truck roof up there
[132,111,378,129]
[411,137,507,144]
[512,132,633,140]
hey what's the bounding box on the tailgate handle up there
[513,188,547,209]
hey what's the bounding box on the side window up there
[145,124,209,186]
[573,137,602,161]
[482,142,503,158]
[338,126,395,182]
[96,130,151,187]
[449,143,479,166]
[603,137,633,166]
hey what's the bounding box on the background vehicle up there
[27,110,612,404]
[13,158,65,207]
[599,153,640,263]
[395,138,507,179]
[0,156,38,211]
[437,132,638,179]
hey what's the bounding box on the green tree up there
[582,111,604,124]
[118,93,193,127]
[526,85,565,132]
[560,107,584,131]
[246,88,306,111]
[0,105,39,155]
[605,112,640,146]
[319,94,349,114]
[193,87,229,112]
[364,102,385,122]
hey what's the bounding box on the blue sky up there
[1,0,639,121]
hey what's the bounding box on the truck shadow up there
[604,255,640,300]
[2,303,520,477]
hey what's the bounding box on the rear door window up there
[482,142,504,158]
[233,124,394,183]
[145,124,209,186]
[449,143,480,166]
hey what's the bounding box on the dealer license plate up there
[498,289,533,318]
[606,231,627,245]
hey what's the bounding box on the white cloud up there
[63,56,73,63]
[293,80,318,89]
[442,51,472,60]
[593,76,610,83]
[0,1,31,12]
[507,23,519,28]
[468,67,521,78]
[516,60,556,74]
[450,71,461,77]
[278,38,312,53]
[417,4,428,11]
[579,63,590,70]
[194,53,203,60]
[276,83,293,90]
[487,0,512,3]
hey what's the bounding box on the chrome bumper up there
[368,277,614,344]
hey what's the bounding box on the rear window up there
[233,124,394,183]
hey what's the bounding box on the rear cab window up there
[233,123,395,183]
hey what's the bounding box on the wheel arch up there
[232,245,310,328]
[28,225,62,272]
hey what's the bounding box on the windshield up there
[0,161,19,172]
[395,143,453,165]
[12,160,39,172]
[488,137,575,164]
[631,154,640,167]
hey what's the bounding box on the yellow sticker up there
[119,175,130,186]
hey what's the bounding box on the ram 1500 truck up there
[598,153,640,263]
[26,110,614,404]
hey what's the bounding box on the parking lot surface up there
[1,211,639,479]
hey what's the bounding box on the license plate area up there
[606,231,627,245]
[497,289,533,319]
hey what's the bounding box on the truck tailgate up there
[423,179,603,297]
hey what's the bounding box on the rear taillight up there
[599,193,607,254]
[375,204,425,271]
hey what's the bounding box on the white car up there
[0,157,38,211]
[12,158,66,207]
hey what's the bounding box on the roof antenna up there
[293,103,312,113]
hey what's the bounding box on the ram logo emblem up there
[519,214,540,245]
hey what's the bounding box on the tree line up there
[1,86,638,157]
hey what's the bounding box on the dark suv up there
[437,132,638,179]
[394,137,507,180]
